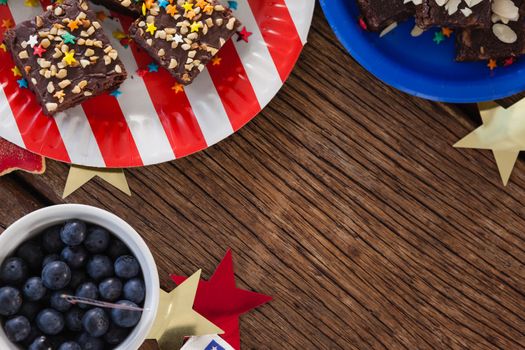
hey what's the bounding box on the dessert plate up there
[0,0,314,167]
[320,0,525,103]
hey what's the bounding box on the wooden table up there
[1,5,524,349]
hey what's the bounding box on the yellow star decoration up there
[182,1,193,11]
[148,270,223,349]
[146,22,157,35]
[190,21,202,32]
[0,43,6,52]
[454,100,525,185]
[63,50,76,65]
[11,66,21,77]
[211,56,221,66]
[63,165,131,198]
[24,0,39,7]
[172,83,184,94]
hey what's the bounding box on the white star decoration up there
[27,35,38,48]
[174,34,184,43]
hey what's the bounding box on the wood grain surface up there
[1,5,524,350]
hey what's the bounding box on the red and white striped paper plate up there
[0,0,314,167]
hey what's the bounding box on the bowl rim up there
[0,204,159,350]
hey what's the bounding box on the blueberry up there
[42,225,65,253]
[60,220,87,246]
[84,226,110,253]
[65,307,85,332]
[86,255,113,280]
[75,282,98,309]
[60,246,88,269]
[4,315,31,342]
[107,239,130,260]
[42,261,71,290]
[104,323,129,345]
[77,333,104,350]
[114,255,139,279]
[123,278,145,304]
[16,240,44,272]
[0,286,22,316]
[42,254,60,267]
[36,308,64,335]
[19,301,41,321]
[68,270,87,290]
[28,335,51,350]
[82,307,109,337]
[0,257,28,284]
[110,300,142,328]
[23,277,47,301]
[98,277,122,302]
[58,341,81,350]
[50,290,72,312]
[20,326,42,347]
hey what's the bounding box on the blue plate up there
[319,0,525,102]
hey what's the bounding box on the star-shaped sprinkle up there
[441,27,453,38]
[144,0,153,8]
[136,68,148,77]
[0,0,8,5]
[67,20,79,31]
[174,34,184,43]
[147,62,159,72]
[33,44,47,57]
[195,0,208,8]
[110,89,122,97]
[158,0,169,8]
[0,43,6,52]
[504,56,515,67]
[166,4,178,15]
[62,32,76,44]
[172,83,184,94]
[433,31,444,44]
[227,1,237,10]
[53,90,65,100]
[24,0,39,7]
[190,21,202,32]
[211,56,221,66]
[203,4,214,14]
[186,9,196,19]
[2,19,13,29]
[237,27,252,43]
[487,59,497,70]
[11,66,21,77]
[146,22,157,35]
[182,1,193,11]
[27,35,38,48]
[63,50,76,65]
[17,78,28,89]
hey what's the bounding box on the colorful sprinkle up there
[67,20,79,31]
[166,4,178,16]
[237,27,252,43]
[27,35,39,48]
[158,0,169,8]
[33,44,47,57]
[171,83,184,94]
[110,89,122,97]
[433,31,445,44]
[63,50,76,65]
[24,0,39,7]
[173,34,184,43]
[147,62,159,72]
[227,1,237,10]
[441,27,453,38]
[190,21,202,33]
[182,1,193,11]
[17,78,28,89]
[0,0,8,5]
[487,59,497,70]
[146,22,157,35]
[0,43,6,52]
[11,66,22,77]
[504,57,515,67]
[62,32,76,44]
[211,56,221,66]
[1,19,13,29]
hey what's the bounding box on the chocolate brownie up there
[4,0,127,115]
[91,0,142,16]
[415,0,492,29]
[456,0,525,61]
[129,0,241,85]
[356,0,416,32]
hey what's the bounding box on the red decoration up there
[236,27,252,43]
[33,44,47,58]
[504,56,515,67]
[0,137,45,176]
[358,17,367,30]
[136,68,148,77]
[171,250,272,350]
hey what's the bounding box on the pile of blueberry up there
[0,220,146,350]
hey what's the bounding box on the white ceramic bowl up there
[0,204,159,350]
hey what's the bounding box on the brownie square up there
[129,0,241,85]
[415,0,492,29]
[356,0,415,32]
[91,0,142,16]
[456,0,525,61]
[4,0,127,115]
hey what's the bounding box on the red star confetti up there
[0,137,45,177]
[441,27,453,38]
[2,18,13,29]
[33,44,46,57]
[172,82,184,94]
[211,56,222,66]
[237,26,252,43]
[504,56,515,67]
[487,59,497,70]
[136,68,148,77]
[171,250,272,350]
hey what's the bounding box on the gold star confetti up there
[148,270,223,349]
[441,27,453,37]
[11,66,21,77]
[172,83,184,94]
[487,59,497,70]
[455,100,525,185]
[211,56,222,66]
[63,165,131,198]
[2,19,13,29]
[0,43,6,52]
